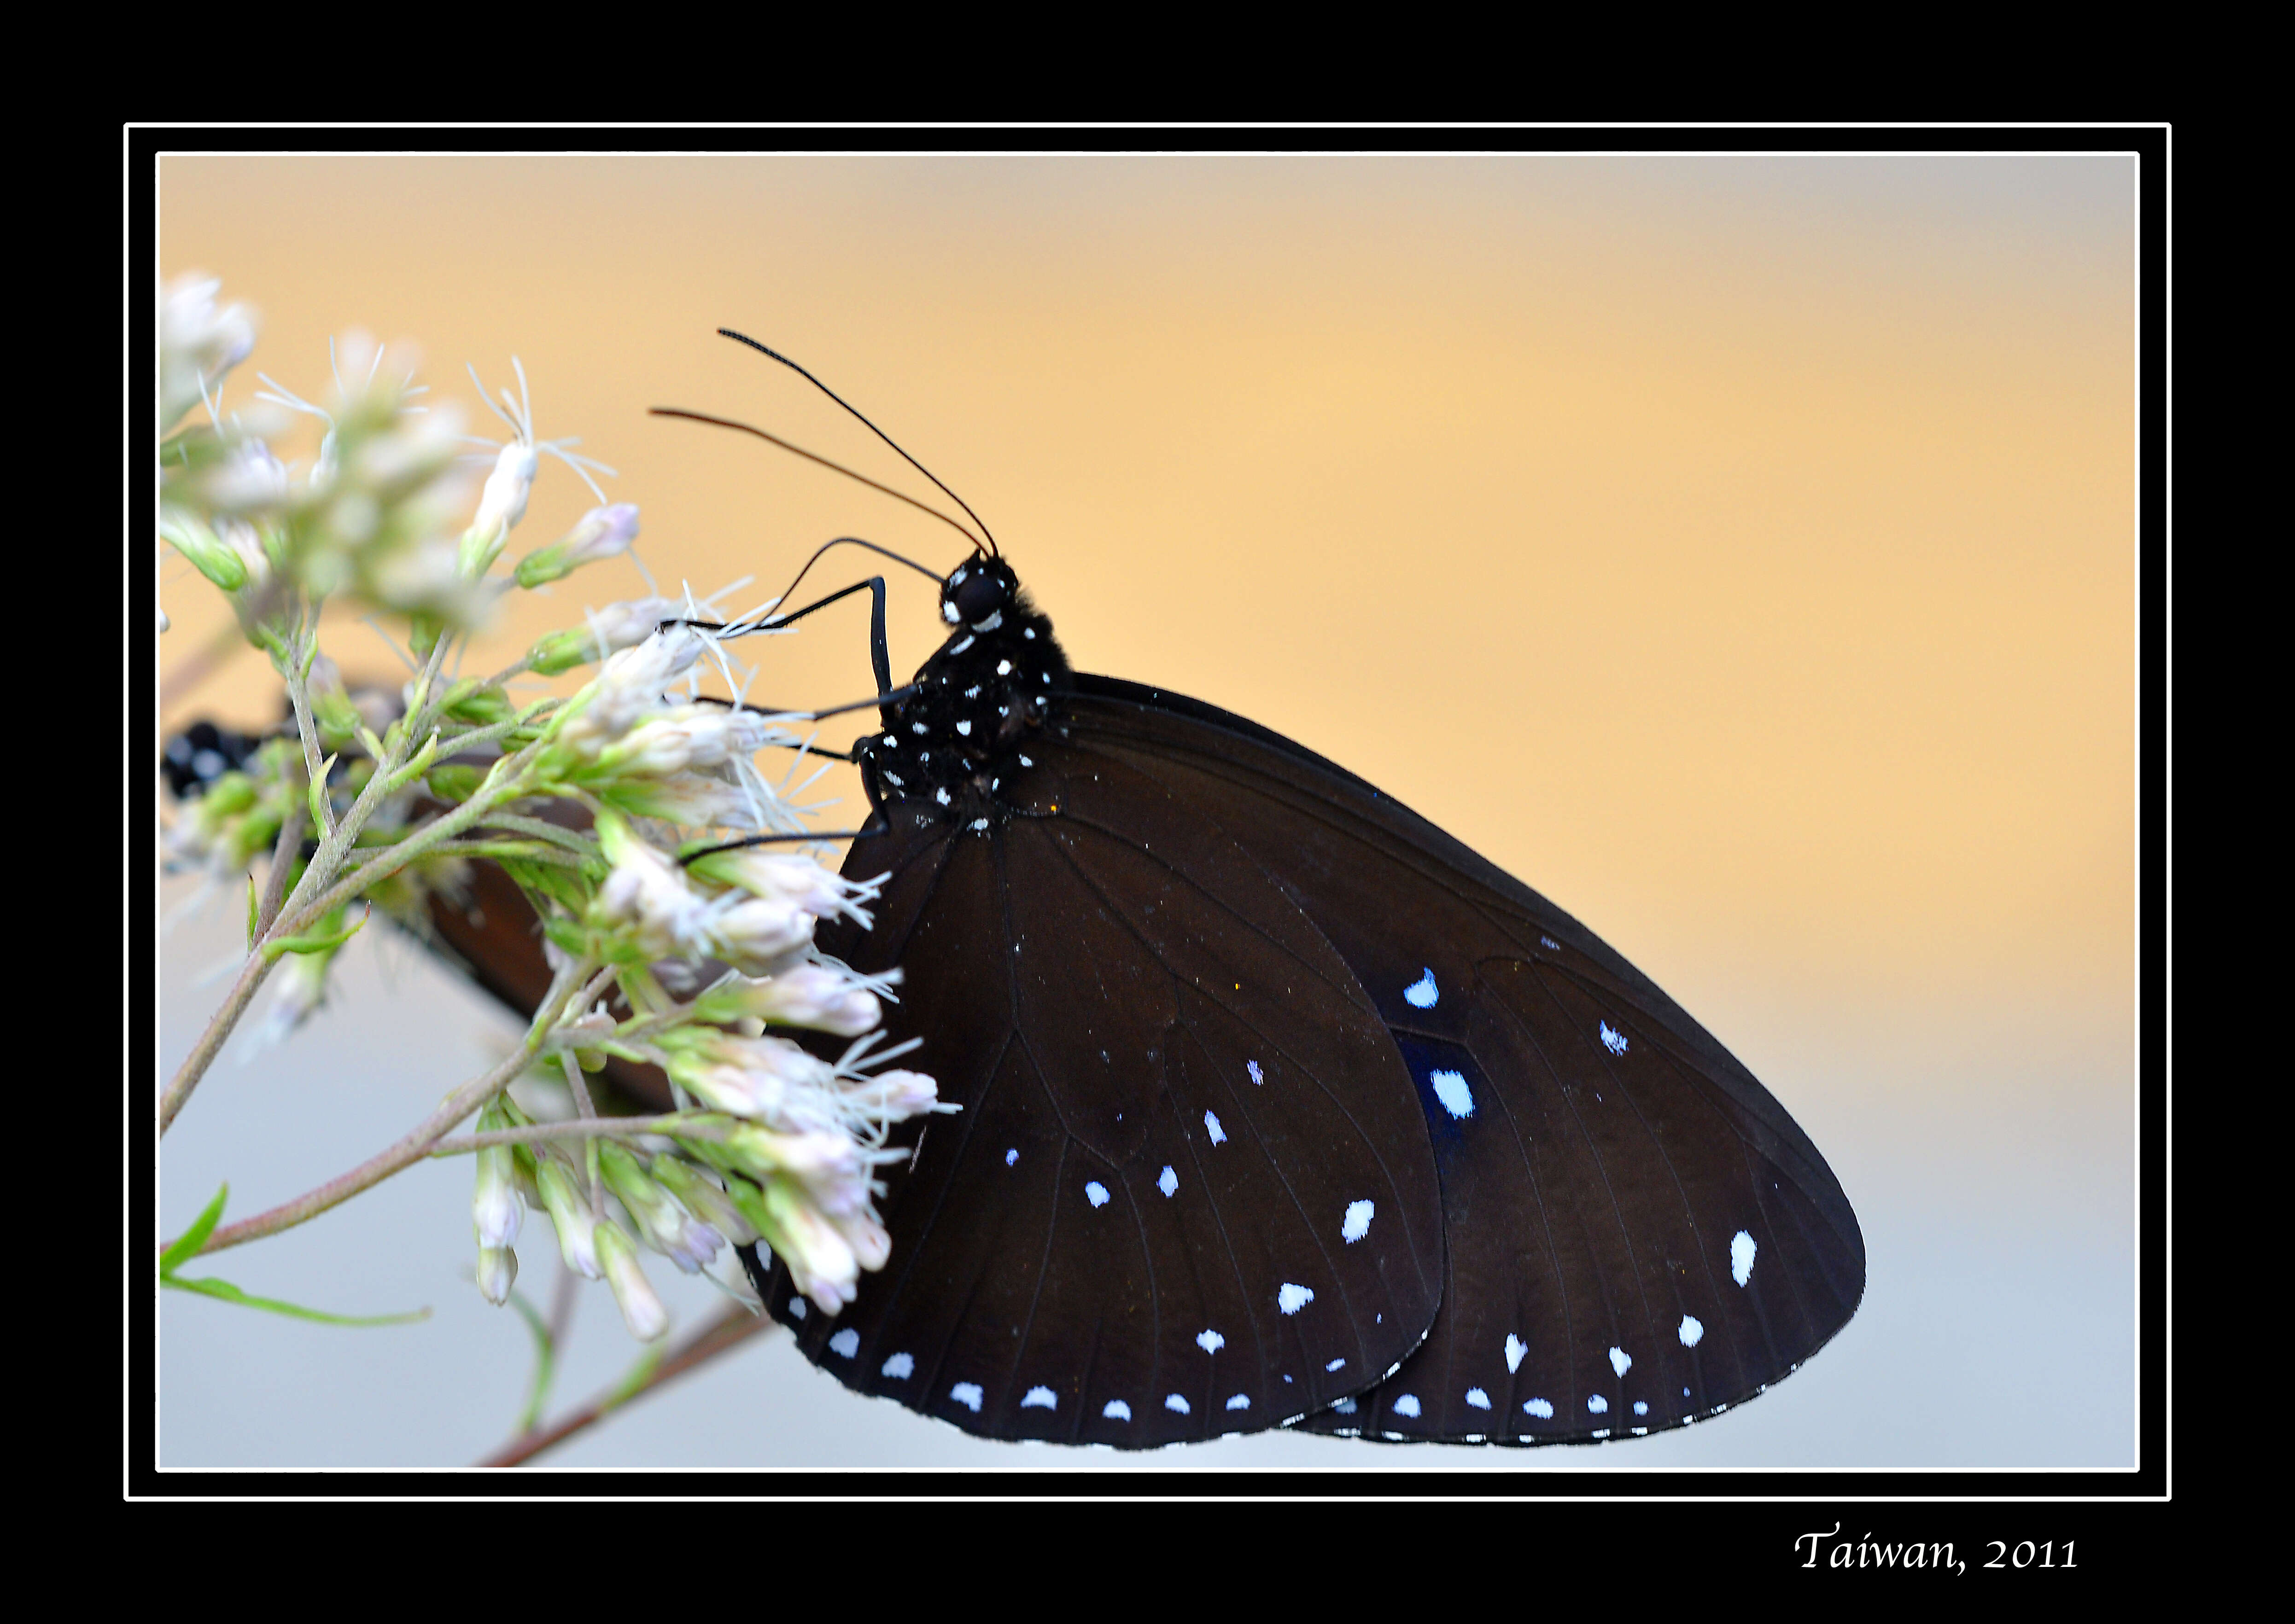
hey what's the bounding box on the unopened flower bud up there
[600,1141,722,1274]
[692,964,882,1036]
[536,1158,602,1279]
[472,1102,525,1249]
[753,1175,863,1314]
[685,850,872,922]
[648,1154,759,1247]
[476,1244,518,1306]
[514,503,641,588]
[594,1219,670,1341]
[160,510,247,592]
[462,440,539,576]
[526,597,681,676]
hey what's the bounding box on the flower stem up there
[475,1303,775,1467]
[187,1042,539,1257]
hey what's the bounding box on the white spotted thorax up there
[856,556,1071,834]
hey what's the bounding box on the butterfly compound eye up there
[946,560,1010,626]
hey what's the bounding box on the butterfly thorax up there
[854,557,1071,830]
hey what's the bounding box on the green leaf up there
[161,1273,431,1327]
[160,1182,231,1274]
[261,906,369,961]
[307,752,338,832]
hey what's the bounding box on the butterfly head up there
[941,554,1018,631]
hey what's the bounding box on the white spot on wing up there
[1633,1401,1649,1416]
[1587,1394,1609,1414]
[1332,1396,1356,1414]
[1004,1148,1017,1166]
[955,720,972,736]
[1609,1345,1632,1377]
[1505,1333,1527,1373]
[1342,1199,1374,1242]
[1247,1060,1263,1085]
[787,1298,806,1320]
[1404,968,1438,1007]
[1678,1314,1704,1347]
[829,1328,859,1358]
[1157,1165,1178,1197]
[1465,1387,1492,1410]
[1085,1180,1110,1208]
[881,1352,914,1379]
[1732,1230,1757,1286]
[1203,1110,1226,1144]
[1165,1393,1190,1414]
[1278,1283,1314,1315]
[1225,1394,1250,1411]
[1431,1069,1474,1118]
[951,1382,983,1412]
[1103,1400,1131,1420]
[1021,1386,1057,1409]
[1393,1394,1422,1418]
[1600,1020,1628,1055]
[1524,1397,1554,1418]
[1197,1329,1226,1354]
[1325,1357,1346,1372]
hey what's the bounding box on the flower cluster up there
[161,276,945,1360]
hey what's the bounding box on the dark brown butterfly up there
[740,552,1864,1446]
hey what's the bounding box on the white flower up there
[756,1176,864,1314]
[700,963,885,1036]
[702,891,817,968]
[473,440,540,543]
[460,357,614,575]
[205,437,292,512]
[556,629,707,755]
[605,773,760,831]
[161,274,257,430]
[602,704,783,779]
[667,1028,830,1120]
[589,832,714,960]
[687,849,877,925]
[839,1068,940,1123]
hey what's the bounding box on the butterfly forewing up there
[1062,678,1865,1443]
[755,743,1446,1446]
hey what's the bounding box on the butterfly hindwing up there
[1062,677,1865,1443]
[757,742,1447,1446]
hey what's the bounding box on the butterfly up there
[740,547,1865,1447]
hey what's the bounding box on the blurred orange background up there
[158,154,2136,1467]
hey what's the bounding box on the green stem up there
[185,958,601,1257]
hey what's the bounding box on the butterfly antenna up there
[651,407,987,557]
[713,328,1000,559]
